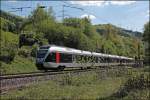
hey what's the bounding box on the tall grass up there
[1,55,37,74]
[1,69,125,99]
[1,67,149,100]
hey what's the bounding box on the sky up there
[1,0,150,32]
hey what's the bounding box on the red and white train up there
[36,45,134,70]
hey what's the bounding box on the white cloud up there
[110,1,136,5]
[70,1,107,7]
[8,0,17,3]
[146,10,150,17]
[81,14,96,20]
[70,1,136,6]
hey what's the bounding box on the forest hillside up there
[0,6,144,74]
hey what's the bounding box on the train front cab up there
[36,49,49,70]
[43,51,75,70]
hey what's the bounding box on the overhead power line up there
[11,7,31,9]
[10,7,32,13]
[61,1,109,24]
[8,9,22,12]
[62,4,84,21]
[63,5,84,11]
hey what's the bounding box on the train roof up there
[39,45,133,60]
[49,46,82,54]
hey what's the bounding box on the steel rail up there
[0,68,96,79]
[0,66,130,94]
[0,68,99,94]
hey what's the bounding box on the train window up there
[45,52,56,62]
[98,57,102,62]
[99,57,104,63]
[82,55,86,62]
[74,55,82,63]
[108,58,112,63]
[94,57,98,63]
[92,56,96,63]
[84,56,89,62]
[60,53,72,63]
[103,57,108,63]
[88,56,92,62]
[113,58,116,62]
[40,46,50,49]
[37,50,48,58]
[117,59,119,62]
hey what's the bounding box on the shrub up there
[115,73,150,98]
[61,73,73,86]
[31,44,38,57]
[0,44,17,63]
[18,48,30,57]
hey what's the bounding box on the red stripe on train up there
[56,52,60,63]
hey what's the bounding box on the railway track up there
[0,67,100,94]
[0,66,132,94]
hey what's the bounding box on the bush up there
[0,44,17,63]
[115,73,150,98]
[31,44,38,57]
[18,48,30,57]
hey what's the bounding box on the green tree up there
[20,4,56,46]
[63,17,94,37]
[82,17,93,36]
[63,18,83,29]
[143,21,150,64]
[143,21,150,42]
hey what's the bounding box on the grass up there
[1,66,149,100]
[123,89,150,100]
[99,67,150,100]
[0,30,38,74]
[0,29,18,46]
[1,71,125,100]
[0,55,38,74]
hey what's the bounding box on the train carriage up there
[36,45,134,71]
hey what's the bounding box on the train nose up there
[36,58,44,63]
[36,63,44,70]
[36,58,44,70]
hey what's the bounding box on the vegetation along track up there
[0,67,105,94]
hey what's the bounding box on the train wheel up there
[57,66,65,71]
[44,70,48,72]
[81,67,87,70]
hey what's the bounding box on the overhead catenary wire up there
[61,1,111,24]
[6,1,110,24]
[61,4,84,21]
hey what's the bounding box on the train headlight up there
[36,58,44,63]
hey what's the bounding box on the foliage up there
[0,56,37,74]
[143,21,150,65]
[0,5,145,74]
[0,10,23,24]
[143,21,150,42]
[0,43,16,63]
[1,71,124,99]
[63,17,94,36]
[0,17,16,32]
[0,30,18,63]
[115,73,150,98]
[13,5,143,58]
[18,48,30,58]
[0,10,24,34]
[31,44,39,57]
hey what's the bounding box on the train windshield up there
[37,50,48,58]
